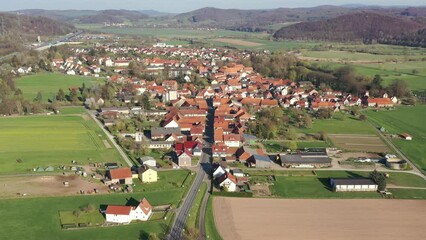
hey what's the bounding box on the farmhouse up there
[105,198,153,224]
[106,168,133,185]
[218,172,238,192]
[138,166,158,183]
[330,178,378,192]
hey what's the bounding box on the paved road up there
[168,99,214,240]
[86,109,134,167]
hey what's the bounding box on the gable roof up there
[138,198,152,215]
[109,168,132,179]
[106,205,132,215]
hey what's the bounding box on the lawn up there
[186,182,207,229]
[263,140,331,152]
[15,72,103,102]
[0,191,183,240]
[205,196,223,240]
[271,170,426,199]
[299,114,377,135]
[365,106,426,174]
[388,189,426,199]
[58,106,87,115]
[59,209,105,226]
[0,114,123,174]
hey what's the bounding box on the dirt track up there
[213,197,426,240]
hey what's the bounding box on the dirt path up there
[213,197,426,240]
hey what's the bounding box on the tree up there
[56,89,65,101]
[287,141,298,151]
[70,89,79,104]
[359,114,367,121]
[370,169,386,191]
[316,108,333,119]
[14,88,23,97]
[387,79,410,98]
[141,93,152,110]
[34,91,43,103]
[73,210,81,218]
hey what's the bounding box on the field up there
[0,113,123,174]
[299,114,377,135]
[211,38,264,47]
[365,106,426,174]
[263,140,331,152]
[270,170,426,199]
[0,191,183,240]
[213,197,426,240]
[15,72,103,102]
[328,134,389,152]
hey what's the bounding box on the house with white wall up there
[105,198,153,224]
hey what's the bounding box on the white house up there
[213,166,226,179]
[218,172,237,192]
[105,198,153,224]
[330,178,378,192]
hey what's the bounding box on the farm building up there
[278,151,332,168]
[138,167,158,183]
[139,156,156,167]
[400,133,412,141]
[385,155,408,170]
[330,178,378,192]
[248,154,272,168]
[105,198,152,224]
[106,168,133,185]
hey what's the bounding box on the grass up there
[58,106,87,115]
[205,196,222,240]
[186,182,207,229]
[0,191,182,240]
[299,113,377,135]
[0,114,123,174]
[270,170,426,199]
[15,72,104,102]
[365,106,426,174]
[263,140,331,152]
[388,189,426,199]
[59,210,105,226]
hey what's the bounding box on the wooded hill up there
[273,12,425,44]
[0,13,75,55]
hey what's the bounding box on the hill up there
[13,9,149,24]
[0,13,75,55]
[273,12,425,43]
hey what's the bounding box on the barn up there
[330,178,378,192]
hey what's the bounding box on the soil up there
[213,197,426,240]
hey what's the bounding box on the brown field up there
[329,134,389,152]
[212,38,264,47]
[213,197,426,240]
[0,175,108,198]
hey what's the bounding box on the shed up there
[330,178,378,192]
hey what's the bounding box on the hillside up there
[379,28,426,48]
[273,12,425,43]
[0,13,75,55]
[13,9,149,24]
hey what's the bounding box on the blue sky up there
[1,0,424,12]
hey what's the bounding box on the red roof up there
[138,198,152,215]
[109,168,132,179]
[106,205,132,215]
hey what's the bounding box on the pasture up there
[213,197,426,240]
[0,191,183,240]
[15,72,103,102]
[211,38,264,47]
[328,134,389,152]
[299,114,377,135]
[0,114,123,174]
[365,106,426,174]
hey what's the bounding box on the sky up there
[1,0,424,13]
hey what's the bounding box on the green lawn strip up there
[59,210,105,226]
[0,114,123,174]
[263,140,331,152]
[59,107,87,115]
[15,72,104,102]
[387,189,426,199]
[365,106,426,174]
[185,182,207,229]
[205,196,222,240]
[0,191,181,240]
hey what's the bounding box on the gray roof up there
[151,127,181,136]
[253,154,271,162]
[331,178,377,186]
[279,154,331,164]
[140,156,155,162]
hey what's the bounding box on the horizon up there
[1,1,425,13]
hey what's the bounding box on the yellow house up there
[139,167,158,183]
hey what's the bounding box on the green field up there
[365,106,426,174]
[0,191,182,240]
[15,72,103,102]
[205,197,223,240]
[0,114,123,174]
[263,140,331,152]
[271,170,426,199]
[299,113,377,135]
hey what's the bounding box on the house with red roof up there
[106,168,133,185]
[105,198,153,224]
[217,172,237,192]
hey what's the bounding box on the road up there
[86,109,134,167]
[168,99,214,240]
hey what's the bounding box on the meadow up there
[15,72,104,102]
[365,105,426,174]
[0,113,123,174]
[0,191,183,240]
[270,170,426,199]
